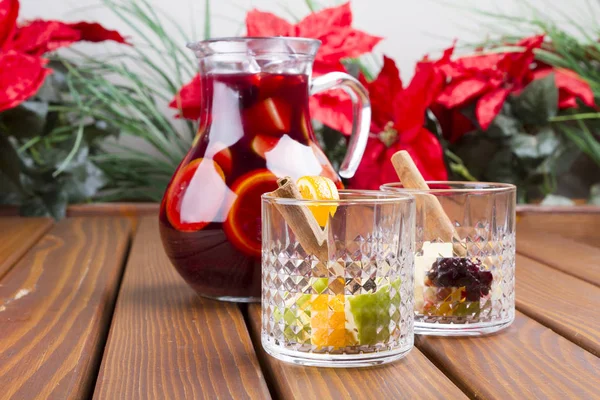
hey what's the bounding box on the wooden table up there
[0,210,599,399]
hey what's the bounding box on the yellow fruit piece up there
[310,294,356,348]
[296,176,339,227]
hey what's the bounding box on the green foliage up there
[512,73,558,124]
[0,61,116,219]
[447,75,599,203]
[450,2,600,202]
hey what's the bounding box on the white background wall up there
[20,0,596,82]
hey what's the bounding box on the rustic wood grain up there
[93,217,270,400]
[416,312,600,400]
[517,212,600,248]
[517,229,600,286]
[516,254,600,356]
[0,217,53,280]
[247,304,466,400]
[67,203,159,232]
[0,217,131,400]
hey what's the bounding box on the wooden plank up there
[0,217,53,280]
[517,213,600,248]
[247,304,466,400]
[93,217,270,400]
[0,217,131,400]
[517,229,600,286]
[516,254,600,356]
[416,312,600,400]
[67,203,159,232]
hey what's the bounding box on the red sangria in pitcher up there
[159,37,371,302]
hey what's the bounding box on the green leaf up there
[536,127,560,157]
[83,121,119,145]
[35,61,69,103]
[203,0,211,39]
[512,73,558,125]
[510,133,538,159]
[589,183,600,205]
[0,135,23,192]
[540,194,575,206]
[20,190,68,220]
[63,160,106,203]
[486,111,522,138]
[0,101,49,138]
[485,148,517,183]
[510,127,560,159]
[451,133,500,178]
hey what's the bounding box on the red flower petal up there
[348,128,447,190]
[0,51,51,112]
[309,91,353,135]
[0,0,18,50]
[436,77,490,108]
[67,22,130,45]
[455,53,504,72]
[11,20,80,56]
[476,87,510,130]
[364,56,403,130]
[498,35,543,81]
[317,27,381,63]
[347,137,391,190]
[534,67,595,108]
[297,3,352,37]
[431,103,475,143]
[12,20,129,56]
[245,10,294,36]
[394,62,444,141]
[169,74,202,120]
[246,3,379,75]
[401,128,448,181]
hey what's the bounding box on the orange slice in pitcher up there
[245,97,291,135]
[251,134,279,159]
[166,158,225,232]
[213,147,233,176]
[223,169,278,257]
[296,176,339,227]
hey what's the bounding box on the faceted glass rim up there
[187,37,322,57]
[262,189,414,206]
[380,181,516,194]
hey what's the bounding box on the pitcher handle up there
[310,72,371,179]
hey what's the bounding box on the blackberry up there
[427,258,493,302]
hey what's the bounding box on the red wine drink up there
[160,37,371,302]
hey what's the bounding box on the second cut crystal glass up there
[261,190,415,367]
[381,182,516,336]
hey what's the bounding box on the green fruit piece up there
[311,277,328,294]
[274,294,313,342]
[348,279,401,345]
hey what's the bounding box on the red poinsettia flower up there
[532,67,595,109]
[246,2,381,75]
[170,2,381,121]
[0,0,129,113]
[347,56,448,189]
[433,35,596,140]
[435,36,544,131]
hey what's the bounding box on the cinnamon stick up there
[270,177,329,263]
[391,151,467,257]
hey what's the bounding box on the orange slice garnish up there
[296,176,339,227]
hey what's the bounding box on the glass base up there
[262,339,413,368]
[199,294,260,303]
[415,316,514,336]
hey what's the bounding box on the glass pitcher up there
[159,37,371,302]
